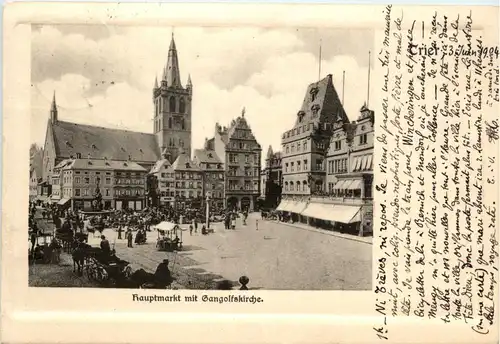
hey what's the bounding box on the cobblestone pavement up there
[31,211,371,290]
[90,213,372,290]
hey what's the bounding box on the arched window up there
[179,138,184,147]
[169,96,176,112]
[303,180,307,192]
[168,117,172,129]
[179,98,186,113]
[284,181,288,191]
[181,118,185,130]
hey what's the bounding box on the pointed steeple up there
[154,75,159,89]
[187,74,192,87]
[165,32,181,88]
[50,91,58,124]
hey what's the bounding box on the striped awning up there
[351,154,373,172]
[301,202,362,224]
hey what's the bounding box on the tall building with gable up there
[210,109,262,211]
[278,74,348,216]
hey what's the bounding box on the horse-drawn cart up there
[83,248,132,285]
[154,222,183,252]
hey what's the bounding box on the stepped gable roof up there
[60,159,147,172]
[295,74,349,126]
[171,151,200,171]
[193,149,222,164]
[150,159,172,174]
[51,121,160,163]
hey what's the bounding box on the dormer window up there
[123,162,128,167]
[105,162,110,166]
[139,148,143,153]
[311,104,320,115]
[208,153,213,158]
[76,153,82,159]
[65,141,73,148]
[310,87,319,102]
[91,144,97,150]
[87,161,93,165]
[185,163,191,168]
[121,147,126,152]
[297,111,305,122]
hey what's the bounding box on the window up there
[105,189,110,196]
[291,162,295,172]
[286,145,289,154]
[297,161,301,170]
[169,96,176,112]
[315,159,323,171]
[75,189,80,196]
[335,141,342,150]
[245,155,249,163]
[76,153,82,159]
[84,177,89,184]
[83,188,89,196]
[296,183,300,192]
[180,139,184,147]
[181,118,185,130]
[304,140,308,150]
[360,133,368,145]
[297,142,301,151]
[179,97,186,113]
[285,163,289,173]
[291,144,295,153]
[284,182,288,191]
[303,181,307,192]
[168,117,172,128]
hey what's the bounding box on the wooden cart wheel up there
[123,266,132,278]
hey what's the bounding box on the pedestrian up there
[189,224,193,236]
[127,229,133,248]
[194,218,198,233]
[256,219,259,231]
[117,225,123,240]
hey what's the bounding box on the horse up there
[71,240,91,276]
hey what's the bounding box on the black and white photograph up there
[28,24,375,291]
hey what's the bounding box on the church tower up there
[153,33,192,163]
[50,91,58,124]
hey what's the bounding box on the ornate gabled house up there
[277,74,348,219]
[212,109,262,211]
[149,149,175,207]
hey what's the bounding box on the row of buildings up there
[33,35,262,212]
[31,35,374,235]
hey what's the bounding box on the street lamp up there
[205,191,212,229]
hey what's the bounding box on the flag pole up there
[367,51,371,108]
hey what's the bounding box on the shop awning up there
[301,203,362,224]
[301,202,328,218]
[333,180,347,190]
[58,198,70,206]
[276,200,290,212]
[288,201,308,214]
[347,179,363,190]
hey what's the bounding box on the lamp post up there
[205,191,211,229]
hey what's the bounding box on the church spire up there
[154,75,158,89]
[165,32,181,87]
[50,91,58,124]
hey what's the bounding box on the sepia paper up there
[2,3,499,344]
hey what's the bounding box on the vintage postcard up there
[2,2,499,343]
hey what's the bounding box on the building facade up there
[29,168,41,201]
[276,73,374,236]
[260,145,282,209]
[211,110,262,211]
[193,142,225,211]
[49,158,147,211]
[278,74,348,218]
[150,152,175,207]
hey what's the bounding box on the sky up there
[30,25,374,158]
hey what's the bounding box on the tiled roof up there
[150,159,172,174]
[193,149,222,164]
[61,158,147,172]
[295,74,349,126]
[171,152,200,171]
[51,121,160,163]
